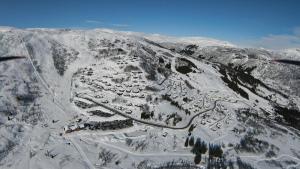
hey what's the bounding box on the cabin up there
[201,120,206,125]
[132,88,140,93]
[70,124,78,131]
[95,95,103,98]
[101,100,109,104]
[64,125,71,133]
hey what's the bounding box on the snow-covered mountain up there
[0,27,300,169]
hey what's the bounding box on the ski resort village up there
[0,27,300,169]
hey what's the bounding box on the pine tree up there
[188,124,196,133]
[215,144,223,158]
[200,141,208,154]
[184,137,189,147]
[194,154,202,164]
[208,143,223,158]
[209,143,217,158]
[191,138,201,154]
[189,136,195,146]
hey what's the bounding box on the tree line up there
[184,136,223,164]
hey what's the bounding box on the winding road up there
[79,94,243,130]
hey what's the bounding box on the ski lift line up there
[19,38,68,114]
[20,40,51,93]
[19,45,93,168]
[17,37,99,169]
[69,137,96,169]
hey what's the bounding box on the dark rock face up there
[51,41,78,76]
[217,64,249,100]
[274,106,300,130]
[140,60,157,81]
[215,62,289,101]
[180,44,198,56]
[142,46,156,56]
[175,57,197,74]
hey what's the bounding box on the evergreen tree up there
[188,124,196,133]
[184,137,189,147]
[191,138,201,154]
[209,143,213,158]
[189,136,195,146]
[209,143,223,158]
[228,160,234,169]
[216,145,223,158]
[200,141,208,154]
[194,153,202,164]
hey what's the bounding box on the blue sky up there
[1,0,300,49]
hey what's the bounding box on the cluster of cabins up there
[76,62,149,101]
[128,55,140,63]
[79,70,146,96]
[162,78,188,97]
[116,60,128,65]
[79,67,94,76]
[164,78,224,109]
[94,72,147,99]
[161,78,230,130]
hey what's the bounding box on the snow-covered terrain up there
[0,27,300,169]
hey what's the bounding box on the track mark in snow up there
[69,137,96,169]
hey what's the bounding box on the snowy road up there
[79,94,245,130]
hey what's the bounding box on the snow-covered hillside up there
[0,27,300,169]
